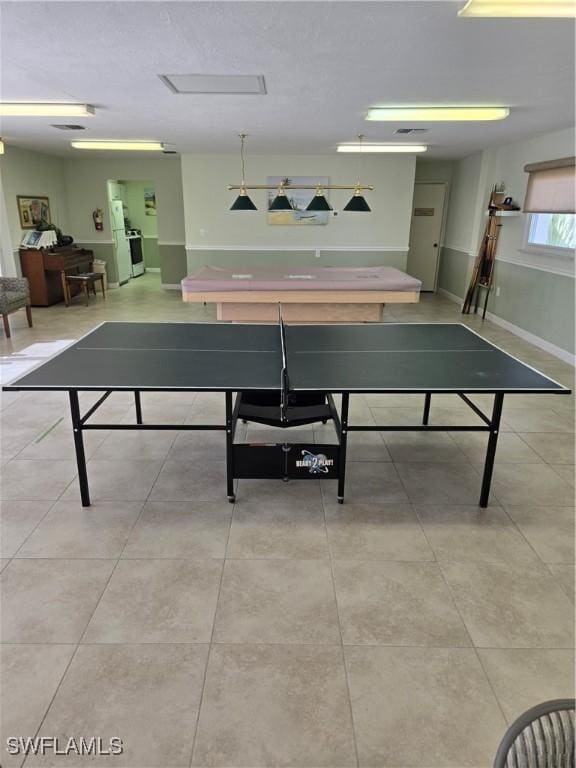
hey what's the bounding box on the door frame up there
[410,181,449,293]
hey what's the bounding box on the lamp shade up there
[230,186,257,211]
[343,190,371,212]
[306,190,332,211]
[269,188,293,211]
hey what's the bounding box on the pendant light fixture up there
[306,186,333,212]
[269,183,293,211]
[344,135,372,212]
[227,133,373,211]
[230,134,257,211]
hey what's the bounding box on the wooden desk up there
[20,247,94,306]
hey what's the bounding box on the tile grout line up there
[321,488,361,768]
[187,454,234,768]
[6,497,61,560]
[393,459,509,727]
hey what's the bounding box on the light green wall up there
[443,152,483,253]
[440,127,575,357]
[143,237,160,269]
[439,246,574,354]
[74,241,117,283]
[181,153,416,264]
[438,247,473,299]
[125,180,158,238]
[186,248,408,274]
[0,145,69,247]
[63,156,185,245]
[415,159,453,184]
[160,244,187,285]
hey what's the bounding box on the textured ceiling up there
[0,0,574,159]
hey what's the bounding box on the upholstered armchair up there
[0,277,33,338]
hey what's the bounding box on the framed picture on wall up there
[17,195,51,229]
[267,176,330,226]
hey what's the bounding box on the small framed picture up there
[17,195,51,229]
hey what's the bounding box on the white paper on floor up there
[0,340,74,384]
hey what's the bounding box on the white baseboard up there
[161,283,181,290]
[437,288,464,306]
[145,267,161,273]
[438,288,575,366]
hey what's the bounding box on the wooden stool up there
[65,273,106,306]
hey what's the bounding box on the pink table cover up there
[182,265,421,293]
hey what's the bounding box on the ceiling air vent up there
[394,128,428,135]
[159,74,266,95]
[51,124,86,130]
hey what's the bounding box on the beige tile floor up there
[0,273,574,767]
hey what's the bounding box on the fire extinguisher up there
[92,208,104,231]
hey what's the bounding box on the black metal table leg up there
[225,391,235,503]
[422,393,431,425]
[69,391,91,507]
[337,393,350,504]
[479,392,504,507]
[482,285,490,320]
[134,390,143,424]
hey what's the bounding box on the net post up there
[225,391,235,503]
[337,393,350,504]
[278,303,289,424]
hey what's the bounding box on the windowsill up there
[501,248,575,277]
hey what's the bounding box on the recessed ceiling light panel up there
[337,143,428,153]
[0,103,94,117]
[366,107,510,121]
[71,141,164,151]
[159,74,266,95]
[458,0,575,17]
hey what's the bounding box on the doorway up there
[107,180,158,286]
[407,183,447,291]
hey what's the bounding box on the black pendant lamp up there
[269,185,293,211]
[343,186,372,212]
[230,134,257,211]
[306,186,332,211]
[344,134,372,212]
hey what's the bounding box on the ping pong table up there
[3,317,569,508]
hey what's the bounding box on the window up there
[527,212,576,251]
[519,157,575,273]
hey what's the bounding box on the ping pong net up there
[279,303,289,423]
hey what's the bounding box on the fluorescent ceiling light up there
[458,0,576,17]
[160,74,266,94]
[0,103,94,117]
[337,143,427,153]
[71,141,164,151]
[366,107,509,121]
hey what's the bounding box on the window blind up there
[523,156,575,213]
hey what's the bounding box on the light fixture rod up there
[228,184,374,191]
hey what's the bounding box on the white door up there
[407,183,446,291]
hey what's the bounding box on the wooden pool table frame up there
[181,289,421,322]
